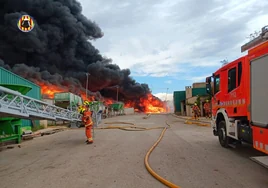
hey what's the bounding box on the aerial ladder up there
[0,86,82,121]
[0,86,82,143]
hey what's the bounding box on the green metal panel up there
[173,91,186,112]
[0,119,21,143]
[192,88,207,97]
[21,120,32,127]
[0,67,41,128]
[0,84,32,94]
[54,92,82,109]
[73,95,82,105]
[0,67,41,100]
[110,102,124,110]
[54,92,71,101]
[21,120,40,132]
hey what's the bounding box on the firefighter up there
[203,99,211,119]
[81,101,94,144]
[192,103,200,120]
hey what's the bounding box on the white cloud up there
[79,0,268,78]
[246,15,268,32]
[165,80,172,84]
[185,75,209,83]
[154,92,174,112]
[154,93,173,101]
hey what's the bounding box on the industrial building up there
[173,82,210,117]
[0,67,41,143]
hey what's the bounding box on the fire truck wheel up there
[218,120,230,148]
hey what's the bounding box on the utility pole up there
[85,73,90,100]
[165,88,169,113]
[116,86,119,102]
[165,88,169,101]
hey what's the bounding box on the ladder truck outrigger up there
[205,25,268,167]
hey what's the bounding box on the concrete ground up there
[0,114,267,188]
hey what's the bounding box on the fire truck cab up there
[206,25,268,167]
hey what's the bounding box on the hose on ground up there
[171,114,210,127]
[144,120,181,188]
[96,121,165,131]
[97,119,181,188]
[143,113,151,119]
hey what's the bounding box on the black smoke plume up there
[0,0,165,111]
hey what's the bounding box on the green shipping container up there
[110,102,124,111]
[192,88,208,97]
[0,67,41,129]
[54,92,82,109]
[173,91,186,112]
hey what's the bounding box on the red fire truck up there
[206,25,268,167]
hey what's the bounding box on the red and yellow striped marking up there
[17,15,34,32]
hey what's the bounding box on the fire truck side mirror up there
[206,77,211,84]
[206,84,212,96]
[205,76,213,96]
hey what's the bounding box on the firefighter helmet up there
[78,106,85,114]
[83,100,90,106]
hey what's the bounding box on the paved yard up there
[0,114,267,188]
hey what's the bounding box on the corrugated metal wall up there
[0,67,41,127]
[0,67,41,99]
[173,91,186,112]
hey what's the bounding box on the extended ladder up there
[0,86,82,122]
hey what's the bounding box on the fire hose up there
[95,117,181,188]
[145,120,180,188]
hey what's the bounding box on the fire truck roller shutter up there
[250,54,268,128]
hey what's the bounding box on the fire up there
[80,93,95,102]
[141,93,168,113]
[125,93,169,114]
[102,98,114,105]
[38,82,95,101]
[124,101,135,108]
[37,82,168,113]
[38,82,66,98]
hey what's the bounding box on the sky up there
[77,0,268,101]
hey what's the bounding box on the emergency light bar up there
[241,25,268,53]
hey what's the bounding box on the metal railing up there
[241,25,268,52]
[0,86,82,122]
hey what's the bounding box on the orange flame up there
[141,93,168,113]
[125,93,168,113]
[37,82,168,113]
[102,98,114,105]
[80,93,95,102]
[38,82,95,101]
[38,82,66,99]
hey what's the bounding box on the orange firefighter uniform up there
[192,103,200,120]
[82,109,93,144]
[203,100,211,119]
[80,101,93,144]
